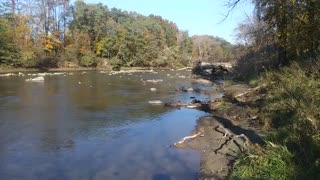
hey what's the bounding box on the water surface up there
[0,71,220,180]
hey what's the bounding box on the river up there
[0,70,221,180]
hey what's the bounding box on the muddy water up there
[0,71,221,180]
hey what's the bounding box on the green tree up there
[0,17,20,66]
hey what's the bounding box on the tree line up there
[0,0,237,69]
[0,0,196,69]
[233,0,320,79]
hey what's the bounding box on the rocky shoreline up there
[172,81,266,179]
[0,67,99,73]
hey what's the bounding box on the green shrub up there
[58,45,79,63]
[231,143,295,180]
[110,57,123,69]
[79,52,97,67]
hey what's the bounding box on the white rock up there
[0,73,15,77]
[148,100,163,104]
[146,79,163,83]
[37,73,48,77]
[150,88,157,92]
[187,88,194,92]
[53,72,65,75]
[186,105,198,109]
[194,78,213,85]
[26,76,44,82]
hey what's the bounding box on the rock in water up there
[192,61,231,79]
[194,78,212,86]
[0,73,15,77]
[187,87,194,92]
[53,72,65,75]
[150,88,157,92]
[164,101,183,107]
[26,76,44,82]
[146,79,163,83]
[148,100,163,104]
[186,105,199,109]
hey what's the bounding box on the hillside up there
[191,35,235,63]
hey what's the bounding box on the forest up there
[0,0,234,69]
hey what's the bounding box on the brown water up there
[0,71,221,180]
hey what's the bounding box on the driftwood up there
[234,83,270,99]
[192,61,231,78]
[174,132,202,146]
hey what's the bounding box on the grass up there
[230,143,295,180]
[230,61,320,179]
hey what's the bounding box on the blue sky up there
[84,0,254,44]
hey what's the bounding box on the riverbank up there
[175,81,266,179]
[177,61,320,179]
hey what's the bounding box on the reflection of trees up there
[65,72,171,118]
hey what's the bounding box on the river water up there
[0,70,221,180]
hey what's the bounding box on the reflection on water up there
[0,71,219,180]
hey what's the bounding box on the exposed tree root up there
[213,125,250,154]
[214,137,233,154]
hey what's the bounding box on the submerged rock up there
[165,99,202,109]
[179,87,201,93]
[193,78,213,86]
[164,101,183,107]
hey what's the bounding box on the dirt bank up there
[175,82,266,179]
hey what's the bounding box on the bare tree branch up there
[218,0,241,24]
